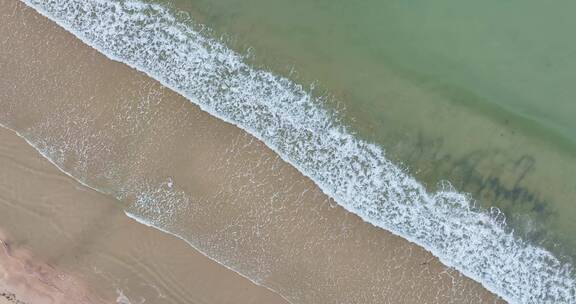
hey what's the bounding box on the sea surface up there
[165,0,576,257]
[7,0,576,303]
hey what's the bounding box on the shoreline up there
[0,124,289,304]
[0,121,294,304]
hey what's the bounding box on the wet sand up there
[0,1,504,303]
[0,227,97,304]
[0,125,289,303]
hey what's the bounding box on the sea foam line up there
[19,0,576,303]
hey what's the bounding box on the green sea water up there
[158,0,576,261]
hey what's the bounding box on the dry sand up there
[0,1,504,303]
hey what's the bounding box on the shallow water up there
[4,0,576,303]
[169,0,576,142]
[0,125,287,304]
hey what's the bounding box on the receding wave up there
[20,0,575,303]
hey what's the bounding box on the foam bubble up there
[21,0,576,302]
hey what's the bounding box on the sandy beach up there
[0,124,290,304]
[0,1,506,303]
[0,125,289,303]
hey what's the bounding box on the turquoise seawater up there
[164,0,576,260]
[170,0,576,142]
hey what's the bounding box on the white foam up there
[19,0,576,303]
[116,289,145,304]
